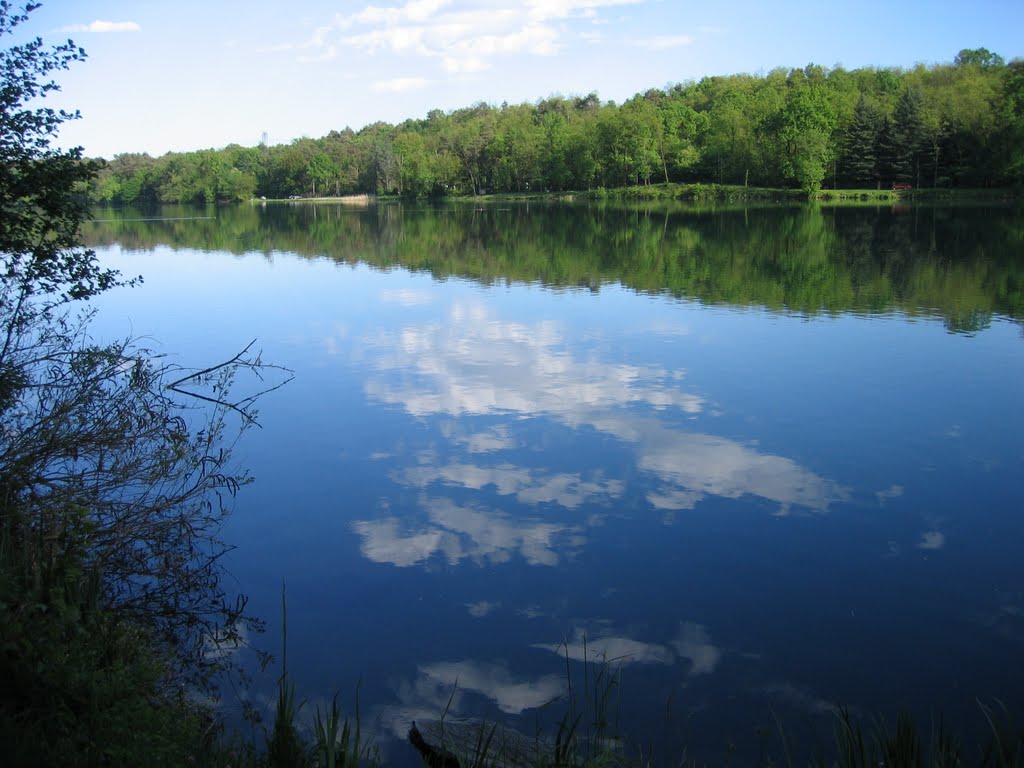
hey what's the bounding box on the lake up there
[81,200,1024,764]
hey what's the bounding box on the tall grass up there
[265,584,379,768]
[806,701,1023,768]
[406,659,1021,768]
[312,686,379,768]
[257,600,1020,768]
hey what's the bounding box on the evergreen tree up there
[877,88,927,186]
[840,96,880,186]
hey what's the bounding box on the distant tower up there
[259,131,268,148]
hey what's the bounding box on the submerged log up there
[408,718,552,768]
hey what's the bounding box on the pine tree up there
[877,89,927,186]
[840,96,880,187]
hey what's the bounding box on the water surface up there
[83,202,1024,763]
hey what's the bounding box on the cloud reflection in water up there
[354,495,585,568]
[534,622,721,676]
[358,302,847,531]
[363,303,704,419]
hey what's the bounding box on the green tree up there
[393,130,434,197]
[840,95,880,186]
[490,103,543,192]
[0,6,285,761]
[954,47,1005,70]
[362,123,397,193]
[877,88,926,185]
[703,86,755,184]
[446,107,495,194]
[307,151,339,197]
[0,5,112,305]
[774,74,837,195]
[998,58,1024,183]
[658,96,705,181]
[58,47,1024,204]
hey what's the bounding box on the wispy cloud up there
[362,303,846,516]
[256,41,297,54]
[380,288,433,305]
[61,20,140,33]
[533,622,721,674]
[272,0,644,73]
[465,599,500,617]
[420,659,564,714]
[297,46,338,63]
[353,495,585,568]
[630,33,693,50]
[875,484,904,506]
[371,76,430,92]
[352,0,455,26]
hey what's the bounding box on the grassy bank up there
[257,183,1020,207]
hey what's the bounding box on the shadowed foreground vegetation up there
[0,5,283,764]
[258,643,1024,768]
[231,598,1024,768]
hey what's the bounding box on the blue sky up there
[16,0,1024,159]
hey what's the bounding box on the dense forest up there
[87,48,1024,204]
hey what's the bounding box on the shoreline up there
[250,183,1020,206]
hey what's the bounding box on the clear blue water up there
[83,202,1024,763]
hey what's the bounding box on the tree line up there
[87,48,1023,203]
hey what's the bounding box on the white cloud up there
[399,461,623,509]
[380,288,433,305]
[647,488,702,510]
[61,20,140,33]
[353,517,457,566]
[607,419,847,514]
[363,303,846,515]
[371,76,430,92]
[524,0,643,24]
[364,303,703,420]
[875,484,904,506]
[353,495,585,568]
[672,622,721,676]
[297,46,338,63]
[535,628,674,666]
[630,33,693,50]
[443,54,488,73]
[533,622,720,673]
[255,42,296,53]
[278,0,644,73]
[759,683,837,715]
[465,599,500,617]
[354,0,454,26]
[918,530,945,550]
[445,424,518,453]
[420,659,564,713]
[345,26,430,54]
[378,658,561,741]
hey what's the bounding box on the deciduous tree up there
[0,5,287,727]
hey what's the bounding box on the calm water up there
[82,202,1024,763]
